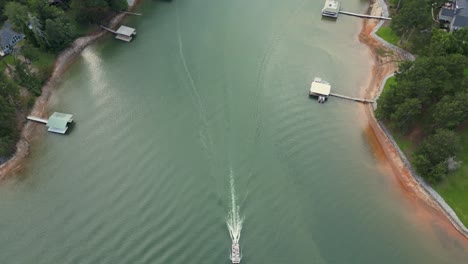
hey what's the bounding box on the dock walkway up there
[100,25,117,34]
[338,11,391,20]
[329,93,375,103]
[27,116,48,124]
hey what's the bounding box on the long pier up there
[121,11,142,16]
[27,116,48,124]
[338,11,391,20]
[329,93,376,103]
[100,25,116,34]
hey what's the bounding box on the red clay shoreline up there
[0,1,141,179]
[360,0,468,241]
[0,0,466,245]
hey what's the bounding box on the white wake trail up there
[227,170,243,244]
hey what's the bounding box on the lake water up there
[0,0,467,263]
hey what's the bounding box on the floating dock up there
[308,78,375,104]
[321,0,391,20]
[27,112,73,134]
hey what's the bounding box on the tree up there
[109,0,127,11]
[413,129,462,183]
[70,0,110,24]
[28,0,63,23]
[45,15,76,51]
[0,76,18,157]
[0,0,8,22]
[390,98,422,133]
[431,93,468,130]
[4,2,29,32]
[391,0,432,37]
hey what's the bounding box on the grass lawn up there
[0,54,15,73]
[31,49,55,69]
[434,128,468,227]
[376,26,400,46]
[384,75,396,90]
[392,129,413,155]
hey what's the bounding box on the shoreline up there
[360,0,468,239]
[0,1,140,180]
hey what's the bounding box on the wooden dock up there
[329,93,375,103]
[27,116,48,124]
[100,25,136,42]
[338,11,391,20]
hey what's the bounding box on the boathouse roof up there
[310,78,331,96]
[323,0,340,11]
[116,26,135,37]
[47,112,73,134]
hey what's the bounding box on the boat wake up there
[227,170,243,263]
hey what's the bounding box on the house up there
[115,26,136,42]
[0,22,25,56]
[438,0,468,31]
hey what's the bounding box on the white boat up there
[230,243,241,263]
[322,0,341,18]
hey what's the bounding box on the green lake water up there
[0,0,467,263]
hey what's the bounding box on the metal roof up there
[116,26,135,37]
[0,21,25,50]
[47,112,73,130]
[440,8,455,18]
[457,0,468,17]
[453,15,468,27]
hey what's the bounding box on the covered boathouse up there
[309,77,331,103]
[322,0,341,18]
[115,26,137,42]
[46,112,73,134]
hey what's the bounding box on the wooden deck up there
[338,11,391,20]
[329,93,375,103]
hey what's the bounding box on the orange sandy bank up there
[360,0,468,242]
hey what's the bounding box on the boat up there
[321,0,341,18]
[230,243,241,263]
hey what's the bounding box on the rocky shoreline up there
[362,0,468,239]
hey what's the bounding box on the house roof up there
[453,15,468,27]
[440,7,455,18]
[47,112,73,130]
[456,0,468,17]
[0,21,24,49]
